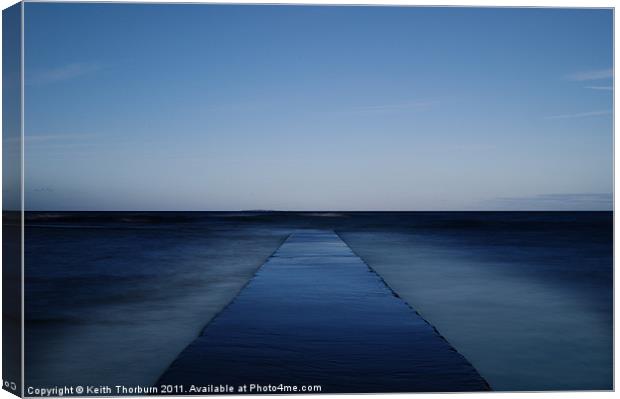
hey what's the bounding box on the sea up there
[23,212,613,392]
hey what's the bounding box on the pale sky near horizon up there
[21,3,613,211]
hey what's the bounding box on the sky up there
[22,3,613,211]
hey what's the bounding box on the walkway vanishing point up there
[158,230,490,393]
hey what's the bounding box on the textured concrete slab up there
[158,230,490,393]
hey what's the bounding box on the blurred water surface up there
[24,212,612,391]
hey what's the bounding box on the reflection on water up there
[24,212,612,391]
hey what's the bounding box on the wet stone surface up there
[158,230,490,393]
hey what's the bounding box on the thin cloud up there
[545,110,611,120]
[494,193,612,210]
[27,62,103,85]
[351,100,439,113]
[565,68,613,81]
[32,187,54,193]
[584,85,613,91]
[498,193,612,203]
[25,134,99,143]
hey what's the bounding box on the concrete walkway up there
[158,230,489,393]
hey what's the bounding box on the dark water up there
[24,212,612,392]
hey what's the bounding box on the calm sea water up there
[24,212,612,392]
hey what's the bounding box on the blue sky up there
[23,4,613,211]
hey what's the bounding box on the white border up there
[0,2,616,399]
